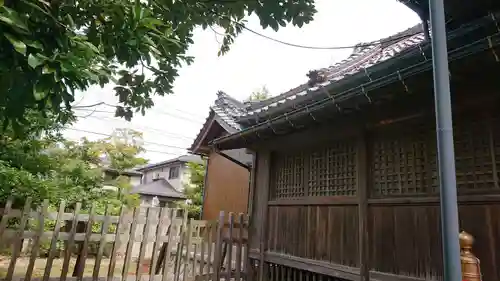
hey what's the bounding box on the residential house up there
[130,178,186,207]
[211,14,500,281]
[102,167,142,188]
[136,154,203,192]
[189,92,254,221]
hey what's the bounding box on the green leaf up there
[20,0,50,16]
[42,65,55,74]
[33,84,48,101]
[75,40,99,53]
[66,14,75,28]
[4,33,27,55]
[140,18,164,28]
[28,54,44,68]
[0,0,4,7]
[134,1,143,20]
[26,40,43,50]
[0,6,29,31]
[38,0,50,6]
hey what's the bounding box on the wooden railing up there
[0,199,249,281]
[246,230,485,281]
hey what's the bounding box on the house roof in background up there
[103,167,142,177]
[136,154,203,172]
[130,178,186,199]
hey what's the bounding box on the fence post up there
[459,231,482,281]
[214,211,225,281]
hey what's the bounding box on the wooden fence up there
[0,199,249,281]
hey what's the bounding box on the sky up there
[63,0,421,163]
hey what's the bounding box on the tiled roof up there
[240,25,425,118]
[192,25,426,136]
[210,91,246,131]
[189,91,246,153]
[130,178,186,199]
[136,154,203,171]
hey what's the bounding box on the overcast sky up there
[63,0,420,163]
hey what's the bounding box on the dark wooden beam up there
[267,196,358,206]
[256,251,430,281]
[367,194,500,205]
[215,151,251,171]
[256,151,271,281]
[357,130,370,281]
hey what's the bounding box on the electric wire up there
[72,114,197,140]
[74,103,206,124]
[65,127,190,151]
[198,2,423,50]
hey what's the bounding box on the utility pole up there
[428,0,462,280]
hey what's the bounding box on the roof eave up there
[189,110,239,154]
[138,192,187,200]
[189,110,217,153]
[212,17,499,149]
[136,159,185,172]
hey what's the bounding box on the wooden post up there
[214,211,225,281]
[226,213,235,281]
[459,231,482,281]
[357,131,370,281]
[257,152,271,281]
[6,198,32,281]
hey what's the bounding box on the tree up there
[248,85,271,101]
[0,121,143,210]
[0,0,316,131]
[97,128,148,170]
[180,161,206,219]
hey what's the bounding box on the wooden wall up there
[368,201,500,279]
[248,98,500,281]
[202,151,250,221]
[267,205,359,267]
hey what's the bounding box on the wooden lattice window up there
[453,116,500,192]
[270,152,305,199]
[308,141,357,196]
[371,113,500,197]
[371,122,437,197]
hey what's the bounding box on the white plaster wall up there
[129,175,141,187]
[141,164,188,192]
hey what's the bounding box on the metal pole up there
[428,0,462,280]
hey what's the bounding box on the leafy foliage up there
[0,0,316,130]
[180,161,206,219]
[0,115,143,211]
[95,128,148,170]
[248,85,271,101]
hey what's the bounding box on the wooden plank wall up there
[249,104,500,281]
[368,201,500,280]
[266,205,359,267]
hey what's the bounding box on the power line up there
[99,102,207,120]
[72,114,197,140]
[73,102,106,109]
[74,105,205,124]
[67,136,183,156]
[238,22,420,50]
[199,2,422,50]
[143,149,184,156]
[64,127,190,151]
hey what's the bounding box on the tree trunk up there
[154,224,172,275]
[72,222,87,277]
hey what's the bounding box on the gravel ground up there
[0,256,197,280]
